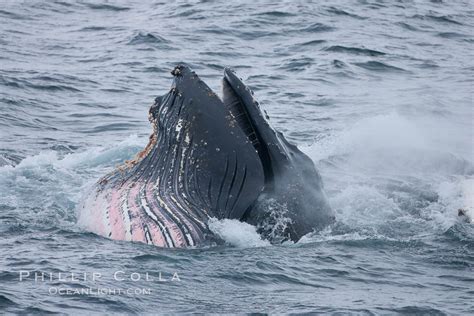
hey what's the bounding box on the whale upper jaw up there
[221,68,334,241]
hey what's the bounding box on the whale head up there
[144,64,334,242]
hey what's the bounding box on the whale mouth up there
[89,65,332,247]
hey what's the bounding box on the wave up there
[326,6,366,20]
[412,14,463,25]
[279,57,314,72]
[324,45,385,56]
[353,61,408,73]
[0,294,17,308]
[396,22,420,32]
[0,9,30,20]
[255,11,296,18]
[0,75,82,92]
[77,26,108,32]
[437,32,468,39]
[83,3,130,12]
[298,22,335,33]
[1,134,145,172]
[300,39,327,46]
[127,32,170,47]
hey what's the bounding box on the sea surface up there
[1,0,473,314]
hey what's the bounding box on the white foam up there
[436,178,474,224]
[208,217,270,248]
[460,179,474,223]
[1,134,147,172]
[331,185,402,227]
[299,229,370,244]
[298,110,474,240]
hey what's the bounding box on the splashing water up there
[208,218,270,248]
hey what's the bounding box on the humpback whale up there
[78,65,334,247]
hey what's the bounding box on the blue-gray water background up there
[0,0,473,314]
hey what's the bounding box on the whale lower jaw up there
[78,177,213,248]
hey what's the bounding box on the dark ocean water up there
[1,0,473,314]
